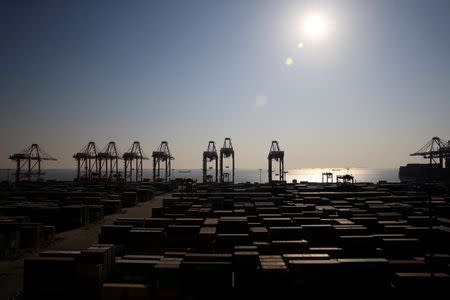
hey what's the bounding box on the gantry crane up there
[411,137,450,168]
[98,141,122,181]
[202,141,218,183]
[9,144,57,182]
[337,174,354,184]
[268,141,285,183]
[220,138,235,184]
[123,141,148,182]
[152,141,173,182]
[322,172,333,183]
[73,142,99,181]
[446,140,450,169]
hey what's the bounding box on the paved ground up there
[0,195,165,300]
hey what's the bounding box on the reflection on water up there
[0,168,399,183]
[285,168,399,183]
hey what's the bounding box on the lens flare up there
[285,57,294,66]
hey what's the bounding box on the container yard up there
[1,138,449,299]
[0,180,167,300]
[2,180,449,299]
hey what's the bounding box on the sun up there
[303,14,328,38]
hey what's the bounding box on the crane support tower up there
[220,138,235,184]
[9,144,57,182]
[74,142,99,181]
[98,141,122,181]
[322,172,333,183]
[268,141,285,183]
[123,141,148,182]
[448,140,450,168]
[202,141,218,183]
[410,137,450,168]
[152,141,173,182]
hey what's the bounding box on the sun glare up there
[303,14,328,38]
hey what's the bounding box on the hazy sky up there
[1,0,450,169]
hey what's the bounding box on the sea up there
[0,168,400,183]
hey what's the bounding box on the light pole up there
[259,168,262,184]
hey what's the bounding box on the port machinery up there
[268,141,285,183]
[202,141,218,183]
[220,138,235,184]
[123,141,148,183]
[74,142,99,181]
[410,137,450,168]
[337,174,354,184]
[152,141,173,182]
[9,144,57,182]
[322,172,333,183]
[98,141,122,181]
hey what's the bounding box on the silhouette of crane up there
[337,174,354,184]
[203,141,218,183]
[411,137,450,168]
[73,142,99,181]
[98,141,122,181]
[220,138,235,184]
[322,172,333,183]
[9,144,57,182]
[268,141,285,183]
[152,141,173,182]
[123,141,148,182]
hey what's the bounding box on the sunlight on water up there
[0,168,399,183]
[285,168,398,183]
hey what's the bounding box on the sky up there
[1,0,450,169]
